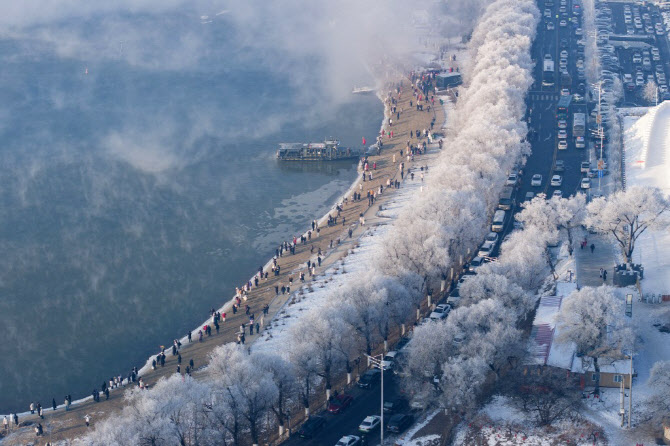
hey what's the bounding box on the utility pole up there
[620,378,625,427]
[366,354,386,445]
[628,354,633,429]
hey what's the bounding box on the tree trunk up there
[593,358,600,396]
[566,227,574,257]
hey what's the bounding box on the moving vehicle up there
[491,210,507,232]
[558,139,568,150]
[358,415,381,433]
[498,186,515,210]
[558,130,567,139]
[429,304,451,320]
[542,60,555,87]
[572,113,586,137]
[581,161,591,173]
[336,436,360,446]
[553,190,563,198]
[298,417,326,438]
[575,136,585,149]
[581,178,591,189]
[550,175,563,187]
[506,173,519,186]
[328,394,354,414]
[557,94,572,116]
[554,160,565,172]
[358,369,381,388]
[386,414,414,434]
[531,174,543,186]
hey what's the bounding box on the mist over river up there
[0,6,383,412]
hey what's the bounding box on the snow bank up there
[624,102,670,293]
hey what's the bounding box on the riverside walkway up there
[1,76,448,445]
[575,233,617,287]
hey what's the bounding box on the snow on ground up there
[623,101,670,294]
[452,396,607,446]
[395,409,440,446]
[252,144,443,355]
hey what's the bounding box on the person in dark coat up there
[52,398,57,411]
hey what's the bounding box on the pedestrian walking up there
[187,331,192,343]
[590,243,595,253]
[599,268,603,278]
[85,414,91,427]
[30,402,35,414]
[190,359,194,370]
[603,269,608,281]
[3,416,8,432]
[52,398,57,411]
[13,413,18,427]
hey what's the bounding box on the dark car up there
[383,398,408,413]
[357,369,381,388]
[298,416,326,438]
[386,414,414,433]
[328,394,354,414]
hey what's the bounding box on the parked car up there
[358,369,381,388]
[553,190,563,198]
[506,172,518,186]
[328,394,354,414]
[430,304,452,320]
[525,191,535,200]
[386,414,414,433]
[298,416,326,438]
[477,241,495,257]
[379,351,398,370]
[550,175,563,187]
[383,398,408,414]
[358,415,382,433]
[531,174,543,187]
[485,232,499,244]
[468,256,485,272]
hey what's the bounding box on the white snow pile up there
[623,101,670,293]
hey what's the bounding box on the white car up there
[429,304,452,320]
[575,136,585,148]
[359,415,381,433]
[478,241,495,257]
[560,50,568,59]
[557,119,567,129]
[485,232,499,244]
[336,436,361,446]
[547,21,555,30]
[558,130,567,139]
[531,174,542,187]
[506,173,518,186]
[581,178,591,189]
[558,140,568,150]
[379,351,398,369]
[560,19,567,27]
[561,88,570,96]
[550,175,563,187]
[553,190,563,198]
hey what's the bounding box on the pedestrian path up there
[575,233,617,288]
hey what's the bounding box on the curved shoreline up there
[0,66,449,444]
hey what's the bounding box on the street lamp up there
[366,353,387,445]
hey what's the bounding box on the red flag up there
[362,137,366,146]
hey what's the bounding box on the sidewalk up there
[575,233,617,288]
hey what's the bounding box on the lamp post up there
[366,353,387,445]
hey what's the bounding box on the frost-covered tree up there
[643,80,658,104]
[586,186,670,264]
[209,344,278,445]
[252,352,296,437]
[291,306,345,400]
[458,272,534,319]
[340,279,383,356]
[289,338,319,417]
[645,360,670,424]
[438,356,489,416]
[483,226,549,291]
[557,286,633,395]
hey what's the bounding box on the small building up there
[436,72,462,90]
[527,282,634,389]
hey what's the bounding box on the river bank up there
[0,68,449,444]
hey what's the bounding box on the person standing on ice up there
[84,414,91,427]
[30,401,35,414]
[3,415,8,433]
[52,398,57,411]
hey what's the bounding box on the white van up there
[491,210,507,232]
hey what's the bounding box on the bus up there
[498,186,515,211]
[542,60,555,87]
[491,210,507,232]
[557,95,571,119]
[573,112,586,137]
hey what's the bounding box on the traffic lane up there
[285,374,398,446]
